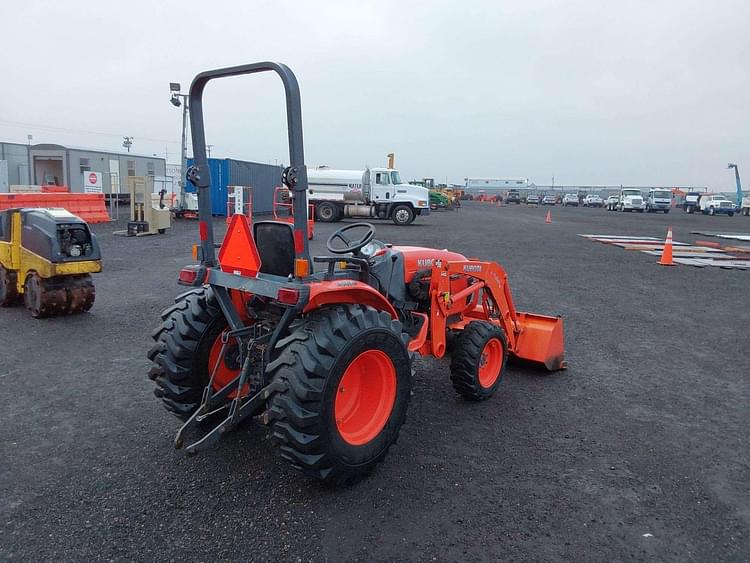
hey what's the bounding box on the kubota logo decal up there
[417,258,434,267]
[463,264,482,273]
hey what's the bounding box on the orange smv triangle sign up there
[218,214,262,277]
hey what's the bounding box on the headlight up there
[418,200,428,207]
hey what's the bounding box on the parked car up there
[542,195,556,205]
[506,190,521,204]
[562,193,579,207]
[526,194,540,205]
[645,188,672,214]
[605,195,619,211]
[583,194,603,208]
[700,194,735,216]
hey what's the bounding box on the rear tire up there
[450,321,508,401]
[264,305,411,483]
[316,202,339,223]
[147,287,234,421]
[0,266,20,307]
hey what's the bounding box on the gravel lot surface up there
[2,202,748,561]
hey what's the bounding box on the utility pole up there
[122,136,133,153]
[207,144,214,158]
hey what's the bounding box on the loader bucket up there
[512,312,566,371]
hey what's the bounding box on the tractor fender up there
[304,280,398,319]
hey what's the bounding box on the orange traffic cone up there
[545,210,552,224]
[658,226,675,266]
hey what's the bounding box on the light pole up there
[170,82,189,210]
[207,144,214,158]
[26,134,33,184]
[122,136,133,153]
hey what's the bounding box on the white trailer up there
[306,166,429,225]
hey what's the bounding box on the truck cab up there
[646,188,672,213]
[366,168,430,223]
[306,166,429,225]
[618,189,645,212]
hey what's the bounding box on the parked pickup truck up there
[506,190,521,204]
[583,194,603,207]
[645,188,672,214]
[700,194,735,216]
[562,193,579,207]
[741,195,750,217]
[605,195,619,211]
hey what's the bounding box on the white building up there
[464,177,530,195]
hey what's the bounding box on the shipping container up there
[186,157,283,215]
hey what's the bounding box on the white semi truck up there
[617,188,645,212]
[306,166,430,225]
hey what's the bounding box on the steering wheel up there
[326,223,376,255]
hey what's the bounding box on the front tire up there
[264,305,411,483]
[0,266,20,307]
[709,207,715,216]
[450,321,508,401]
[391,204,415,225]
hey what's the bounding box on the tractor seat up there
[368,249,408,305]
[253,221,295,277]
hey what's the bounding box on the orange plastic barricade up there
[0,193,110,223]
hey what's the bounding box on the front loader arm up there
[428,259,565,371]
[428,259,521,358]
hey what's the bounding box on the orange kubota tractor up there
[147,62,565,483]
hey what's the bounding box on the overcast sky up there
[2,0,748,188]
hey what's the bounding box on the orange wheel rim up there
[478,338,503,388]
[208,331,244,397]
[335,350,397,446]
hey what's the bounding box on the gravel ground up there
[1,202,748,562]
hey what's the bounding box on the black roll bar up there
[187,62,311,267]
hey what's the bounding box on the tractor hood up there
[391,246,467,281]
